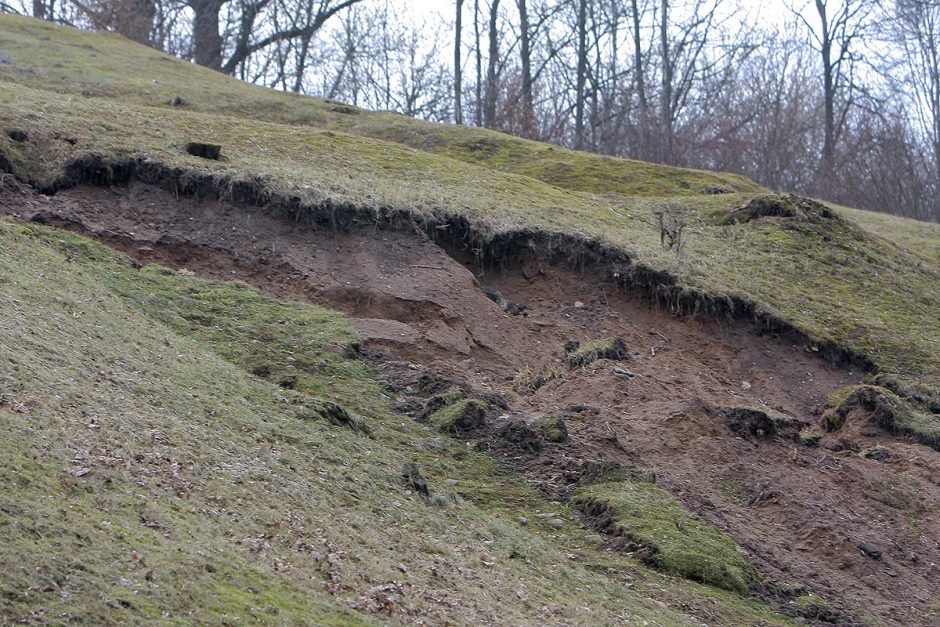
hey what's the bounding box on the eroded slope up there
[1,185,793,625]
[4,180,938,625]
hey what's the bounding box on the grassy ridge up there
[0,14,760,198]
[0,219,791,624]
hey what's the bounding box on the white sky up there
[396,0,793,27]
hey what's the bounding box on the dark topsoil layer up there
[1,170,939,626]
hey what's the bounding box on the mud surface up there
[3,181,939,625]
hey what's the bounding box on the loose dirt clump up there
[823,384,940,449]
[496,419,544,453]
[565,337,630,367]
[429,399,487,433]
[185,142,222,160]
[401,461,429,496]
[716,406,807,441]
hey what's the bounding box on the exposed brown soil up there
[2,180,939,625]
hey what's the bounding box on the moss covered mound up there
[576,477,756,594]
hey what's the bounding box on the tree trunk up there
[484,0,500,128]
[659,0,674,164]
[631,0,649,160]
[455,0,464,124]
[123,0,156,45]
[190,0,224,71]
[575,0,588,148]
[32,0,47,20]
[517,0,534,136]
[816,0,835,183]
[474,0,483,126]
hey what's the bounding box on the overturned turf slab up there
[429,398,487,433]
[575,474,757,594]
[823,384,940,450]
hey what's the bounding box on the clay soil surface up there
[3,181,939,625]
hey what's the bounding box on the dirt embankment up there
[2,179,939,626]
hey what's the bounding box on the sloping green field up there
[0,14,758,198]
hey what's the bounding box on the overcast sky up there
[396,0,793,26]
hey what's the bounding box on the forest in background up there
[6,0,940,222]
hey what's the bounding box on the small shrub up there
[653,206,687,255]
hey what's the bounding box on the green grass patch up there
[575,478,756,594]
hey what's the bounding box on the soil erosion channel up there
[4,181,939,626]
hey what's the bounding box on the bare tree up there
[517,0,535,135]
[574,0,588,147]
[185,0,363,74]
[484,0,501,127]
[474,0,484,125]
[630,0,653,159]
[455,0,465,124]
[72,0,156,44]
[791,0,874,186]
[892,0,940,208]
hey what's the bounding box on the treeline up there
[11,0,940,221]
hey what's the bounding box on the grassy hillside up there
[0,218,785,624]
[1,14,937,438]
[0,14,758,198]
[2,14,939,622]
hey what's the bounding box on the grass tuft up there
[429,399,487,433]
[535,416,568,443]
[566,338,630,367]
